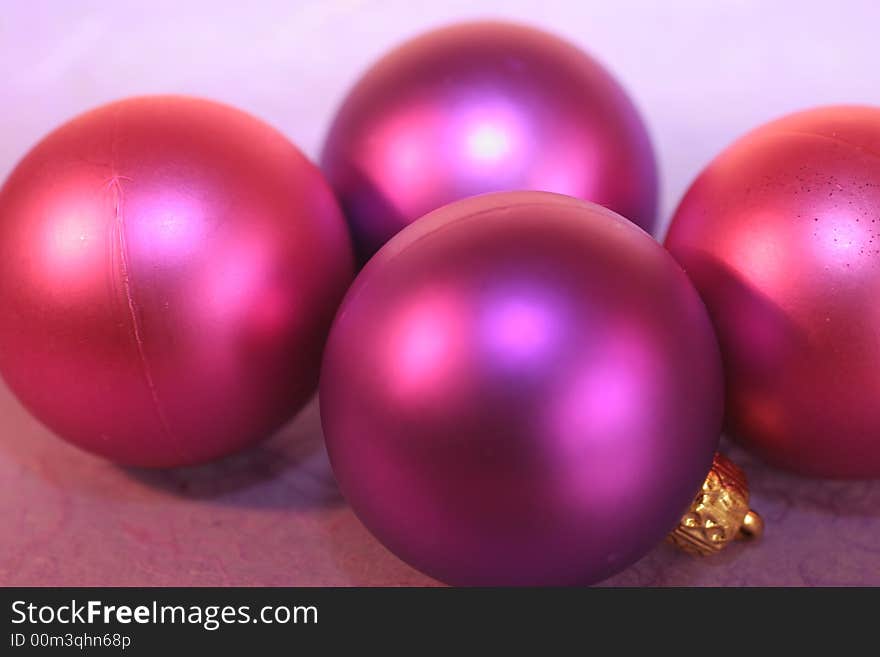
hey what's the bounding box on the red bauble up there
[0,96,354,467]
[666,105,880,478]
[321,21,657,260]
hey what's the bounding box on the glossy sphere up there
[321,21,657,260]
[0,96,354,467]
[666,106,880,478]
[320,192,722,586]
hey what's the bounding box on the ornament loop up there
[737,510,764,541]
[668,452,763,556]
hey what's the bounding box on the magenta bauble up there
[320,192,722,586]
[0,96,354,467]
[321,21,658,260]
[666,105,880,478]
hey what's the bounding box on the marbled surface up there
[2,380,879,586]
[2,0,880,586]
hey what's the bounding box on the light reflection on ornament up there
[44,208,99,273]
[465,121,512,162]
[728,213,791,287]
[481,291,561,368]
[128,188,206,261]
[811,206,875,269]
[389,288,463,398]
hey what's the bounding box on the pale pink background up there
[1,0,879,585]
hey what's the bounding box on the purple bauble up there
[321,21,657,260]
[320,192,722,586]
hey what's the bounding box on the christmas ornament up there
[320,191,722,586]
[666,105,880,478]
[321,20,657,260]
[0,96,354,467]
[668,453,763,555]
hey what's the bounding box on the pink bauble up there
[0,96,354,467]
[666,106,880,478]
[320,192,722,586]
[321,21,657,260]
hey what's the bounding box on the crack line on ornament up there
[107,160,180,458]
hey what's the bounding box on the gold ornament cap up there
[668,452,763,556]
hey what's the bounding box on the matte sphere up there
[666,106,880,478]
[321,21,657,260]
[0,96,354,467]
[320,192,722,586]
